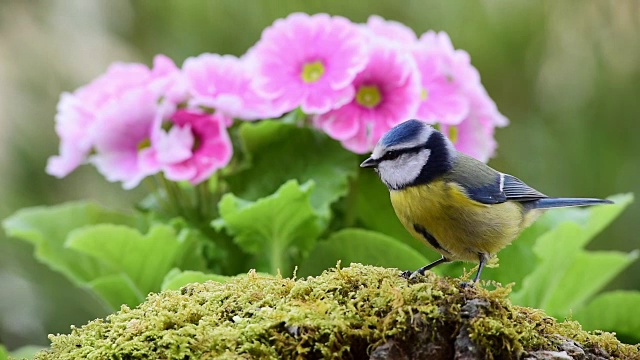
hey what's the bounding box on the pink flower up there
[46,55,185,178]
[314,43,422,153]
[365,15,417,45]
[250,13,368,114]
[439,87,507,162]
[183,53,284,120]
[405,31,508,162]
[90,90,160,189]
[412,31,481,126]
[144,105,233,185]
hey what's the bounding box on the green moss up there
[35,264,639,359]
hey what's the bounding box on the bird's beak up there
[360,157,379,168]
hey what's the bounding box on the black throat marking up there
[413,223,450,255]
[412,131,453,186]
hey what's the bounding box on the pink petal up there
[90,90,159,188]
[185,53,289,119]
[315,42,422,153]
[47,54,185,180]
[366,15,417,45]
[155,125,194,164]
[155,110,233,185]
[250,12,368,115]
[319,105,362,141]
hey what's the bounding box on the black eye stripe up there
[380,150,401,161]
[380,144,428,161]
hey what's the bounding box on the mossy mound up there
[36,264,638,359]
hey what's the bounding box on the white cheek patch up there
[379,149,431,189]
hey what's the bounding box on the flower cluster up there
[47,55,233,189]
[47,13,507,188]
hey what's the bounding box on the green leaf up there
[353,169,427,255]
[492,194,633,292]
[543,250,639,317]
[527,193,632,249]
[9,345,44,359]
[573,291,640,341]
[164,226,209,273]
[215,180,325,276]
[161,269,229,290]
[511,194,634,312]
[0,344,7,360]
[298,228,430,277]
[488,218,550,291]
[226,120,358,217]
[2,202,141,285]
[87,273,146,309]
[511,222,593,308]
[277,108,305,125]
[3,202,212,311]
[66,224,196,296]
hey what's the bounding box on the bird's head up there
[360,119,456,190]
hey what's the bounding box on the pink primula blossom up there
[408,31,508,162]
[45,13,510,191]
[183,53,284,120]
[90,90,161,189]
[314,43,422,153]
[144,105,233,185]
[250,13,368,114]
[440,87,508,162]
[365,15,417,45]
[46,55,185,178]
[360,19,507,160]
[412,31,482,126]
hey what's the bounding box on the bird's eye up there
[383,150,401,161]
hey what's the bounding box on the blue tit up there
[360,119,613,284]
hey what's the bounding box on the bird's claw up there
[459,281,475,289]
[400,270,422,280]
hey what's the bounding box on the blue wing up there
[462,173,547,205]
[447,154,547,205]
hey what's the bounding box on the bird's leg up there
[461,253,488,288]
[401,256,450,279]
[472,254,487,282]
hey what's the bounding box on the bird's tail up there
[532,198,614,209]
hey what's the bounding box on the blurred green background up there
[0,0,638,351]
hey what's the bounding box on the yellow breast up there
[389,180,530,262]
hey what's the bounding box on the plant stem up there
[147,176,174,214]
[197,181,211,221]
[159,175,185,216]
[271,242,283,276]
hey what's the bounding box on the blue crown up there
[380,119,425,147]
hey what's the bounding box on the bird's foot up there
[459,281,475,289]
[400,270,423,280]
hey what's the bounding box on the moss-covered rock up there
[36,264,638,359]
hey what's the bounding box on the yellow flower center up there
[301,61,325,83]
[355,85,382,108]
[433,124,458,143]
[137,138,151,151]
[448,126,458,144]
[421,88,428,101]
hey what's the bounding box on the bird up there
[360,119,613,284]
